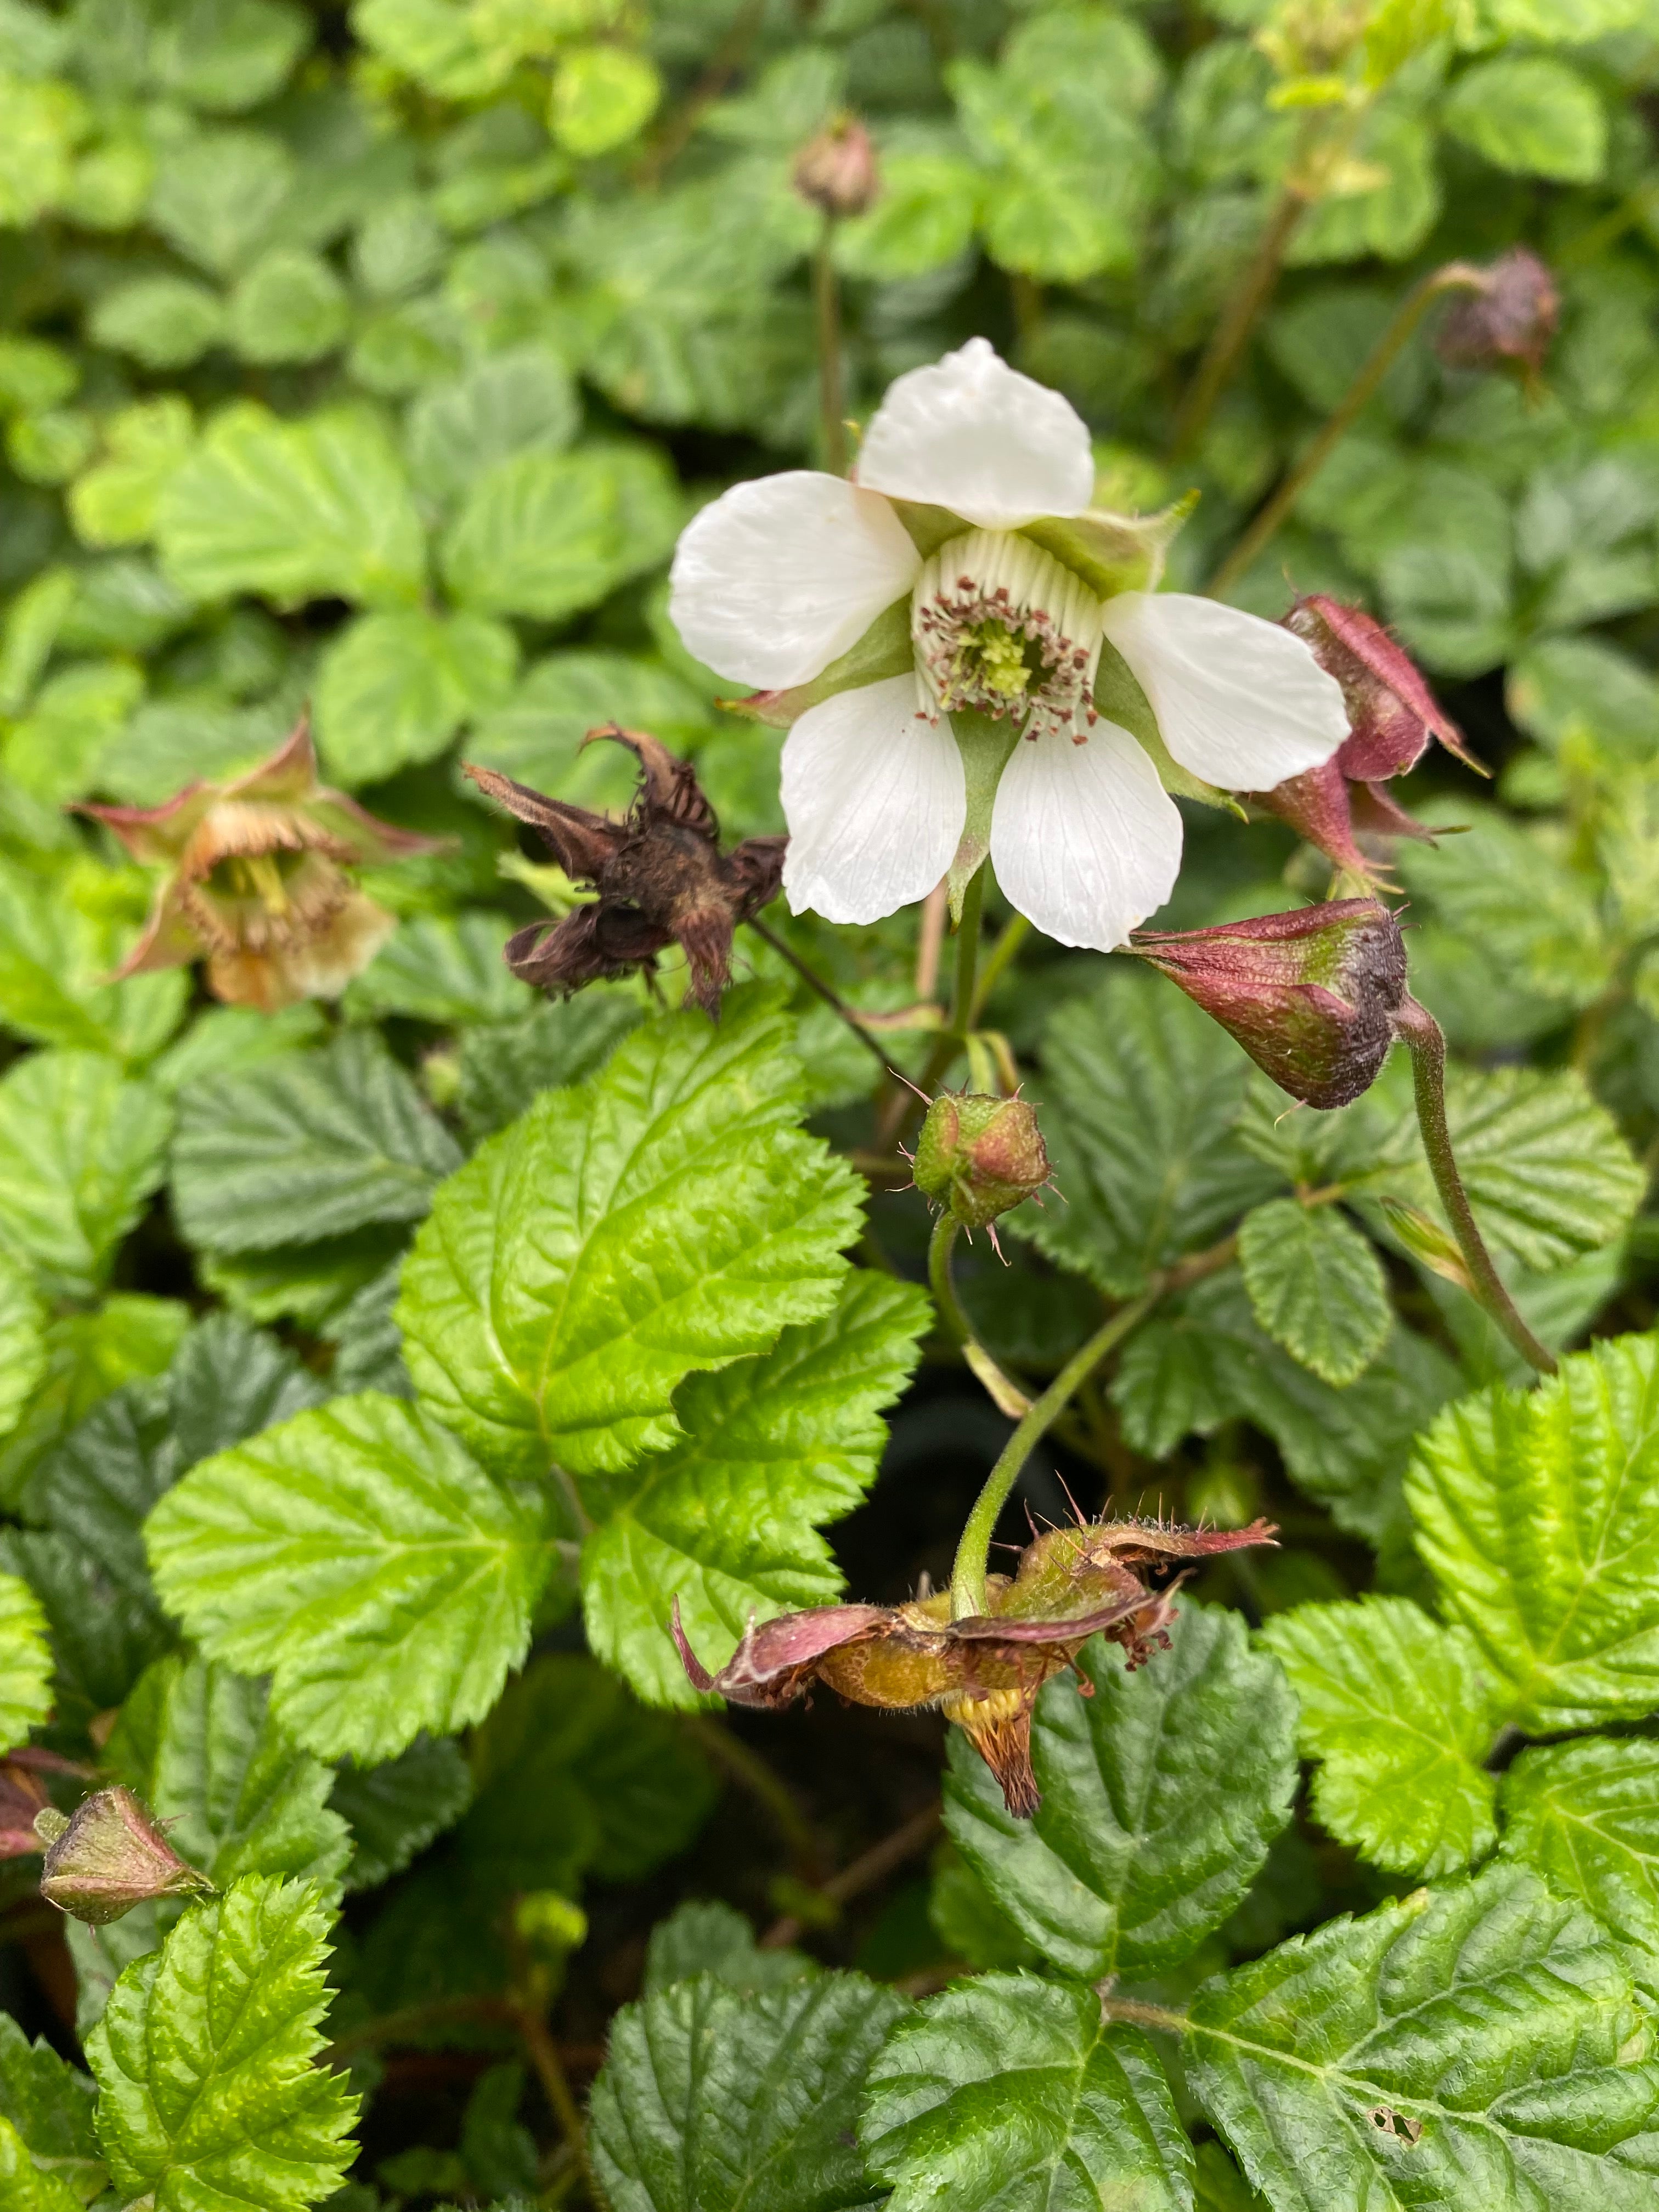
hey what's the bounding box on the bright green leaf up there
[1500,1736,1659,2007]
[1444,55,1606,182]
[87,1875,358,2212]
[86,275,225,371]
[1407,1334,1659,1731]
[145,1391,555,1761]
[398,988,865,1482]
[945,1604,1296,1980]
[1259,1596,1503,1878]
[146,125,293,275]
[441,442,681,622]
[0,1568,52,1752]
[455,989,641,1141]
[314,608,517,787]
[550,45,661,156]
[0,2015,100,2209]
[404,341,578,507]
[0,1253,46,1441]
[861,1977,1191,2212]
[227,246,349,364]
[0,1050,172,1297]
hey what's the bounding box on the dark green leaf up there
[330,1733,472,1891]
[1237,1200,1391,1386]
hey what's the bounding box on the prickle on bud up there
[36,1787,214,1925]
[912,1091,1052,1236]
[1131,899,1408,1110]
[792,114,879,219]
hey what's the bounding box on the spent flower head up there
[79,715,441,1012]
[1132,898,1408,1109]
[465,725,785,1014]
[1437,247,1560,381]
[674,1514,1276,1815]
[36,1786,213,1925]
[669,339,1350,952]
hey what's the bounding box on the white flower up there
[668,338,1349,951]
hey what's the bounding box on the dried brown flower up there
[465,725,786,1014]
[674,1514,1277,1815]
[78,715,442,1012]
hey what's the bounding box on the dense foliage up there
[4,0,1659,2204]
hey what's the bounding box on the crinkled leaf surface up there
[397,989,865,1481]
[0,1568,53,1753]
[582,1273,929,1706]
[87,1874,358,2212]
[330,1732,472,1891]
[0,1294,188,1517]
[641,1900,816,1997]
[1187,1862,1659,2212]
[1406,1335,1659,1729]
[346,910,530,1025]
[1238,1200,1391,1386]
[945,1604,1296,1980]
[861,1975,1192,2212]
[171,1030,461,1256]
[1019,967,1280,1295]
[0,2013,100,2206]
[1501,1736,1659,2006]
[0,1050,171,1297]
[589,1968,907,2212]
[1259,1596,1503,1878]
[455,989,641,1142]
[145,1392,554,1761]
[108,1652,351,1894]
[0,1252,46,1441]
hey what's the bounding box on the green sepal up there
[1022,490,1197,598]
[947,710,1020,917]
[720,599,912,728]
[887,497,967,557]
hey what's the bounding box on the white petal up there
[1101,592,1349,791]
[668,472,921,690]
[990,723,1182,953]
[856,337,1095,530]
[781,678,964,926]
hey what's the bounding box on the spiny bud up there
[1131,900,1408,1110]
[36,1787,213,1925]
[792,115,879,219]
[912,1092,1051,1231]
[1437,247,1559,379]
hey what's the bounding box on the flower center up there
[911,529,1105,744]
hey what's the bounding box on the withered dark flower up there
[674,1514,1277,1816]
[1131,899,1408,1110]
[79,715,442,1012]
[464,725,786,1015]
[792,114,880,219]
[1252,597,1483,882]
[36,1786,213,1925]
[1437,247,1559,380]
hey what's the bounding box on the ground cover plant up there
[5,0,1659,2204]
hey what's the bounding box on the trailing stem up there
[1393,996,1557,1376]
[1209,261,1487,595]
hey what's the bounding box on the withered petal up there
[465,763,625,882]
[584,724,720,840]
[723,835,788,918]
[672,1597,893,1706]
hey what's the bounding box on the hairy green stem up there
[928,1214,973,1349]
[812,215,847,476]
[949,1291,1158,1619]
[1209,261,1486,596]
[1395,996,1556,1376]
[950,864,986,1040]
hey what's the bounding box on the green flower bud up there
[912,1092,1051,1231]
[36,1786,213,1925]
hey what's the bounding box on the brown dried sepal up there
[465,727,785,1015]
[673,1513,1277,1815]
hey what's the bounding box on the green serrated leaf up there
[457,1653,715,1893]
[405,342,579,507]
[590,1969,907,2212]
[944,1604,1296,1980]
[313,608,518,788]
[155,402,426,609]
[1019,965,1280,1295]
[397,988,865,1483]
[145,1392,555,1762]
[87,1874,358,2212]
[1444,54,1606,182]
[1187,1862,1659,2209]
[0,857,187,1059]
[861,1976,1191,2212]
[227,246,349,365]
[1500,1736,1659,2007]
[0,1568,51,1753]
[1407,1334,1659,1730]
[0,1293,188,1520]
[641,1900,816,1996]
[0,2117,91,2212]
[330,1732,472,1891]
[0,1050,172,1299]
[1259,1596,1503,1878]
[347,911,530,1026]
[170,1031,461,1257]
[582,1273,929,1707]
[108,1652,351,1895]
[0,2015,100,2207]
[441,442,681,622]
[0,1252,46,1442]
[455,989,641,1141]
[1238,1200,1392,1386]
